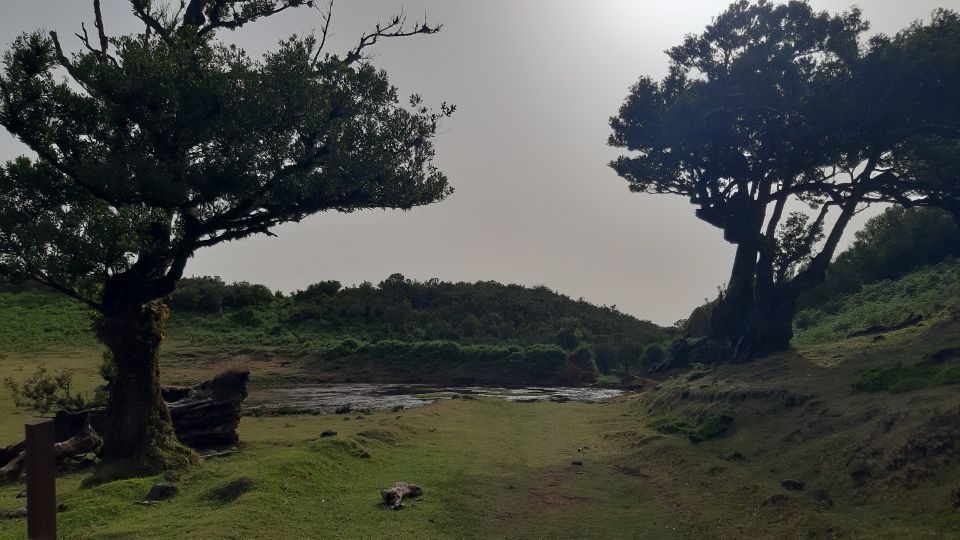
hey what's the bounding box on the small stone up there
[320,430,337,438]
[145,481,179,501]
[781,479,805,491]
[811,489,834,508]
[571,461,583,466]
[761,494,792,508]
[0,507,28,520]
[353,450,371,459]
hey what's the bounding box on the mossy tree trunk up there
[94,291,195,473]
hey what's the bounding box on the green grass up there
[0,396,676,539]
[4,262,960,537]
[853,351,960,394]
[648,411,735,443]
[0,292,96,351]
[793,259,960,345]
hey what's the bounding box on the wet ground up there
[245,384,625,414]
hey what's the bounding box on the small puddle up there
[245,384,624,414]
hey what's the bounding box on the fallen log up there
[0,422,102,483]
[165,369,249,448]
[849,313,924,337]
[381,482,423,510]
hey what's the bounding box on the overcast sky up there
[2,1,957,324]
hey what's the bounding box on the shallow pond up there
[245,384,624,414]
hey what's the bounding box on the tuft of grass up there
[648,411,735,443]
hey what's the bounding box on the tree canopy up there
[0,2,452,310]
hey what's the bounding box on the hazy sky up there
[2,1,957,324]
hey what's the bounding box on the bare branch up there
[344,10,442,65]
[129,0,169,39]
[93,0,110,58]
[312,0,336,67]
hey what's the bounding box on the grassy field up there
[2,262,960,538]
[3,323,960,538]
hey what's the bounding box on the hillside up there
[628,258,960,535]
[0,275,668,386]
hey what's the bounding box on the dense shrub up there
[642,343,665,370]
[649,411,735,443]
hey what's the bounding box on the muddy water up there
[245,384,625,414]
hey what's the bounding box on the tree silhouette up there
[609,1,960,359]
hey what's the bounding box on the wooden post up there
[25,418,56,540]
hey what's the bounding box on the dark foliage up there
[167,273,666,352]
[800,206,960,309]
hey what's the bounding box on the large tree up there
[609,1,960,360]
[0,0,452,471]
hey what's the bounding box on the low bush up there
[853,354,960,394]
[648,411,735,443]
[4,364,101,413]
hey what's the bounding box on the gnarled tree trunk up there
[710,235,760,358]
[94,297,194,473]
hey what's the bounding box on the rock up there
[163,470,181,483]
[781,479,805,491]
[145,481,180,501]
[811,489,834,508]
[951,487,960,509]
[0,507,27,520]
[550,395,572,403]
[381,482,423,510]
[392,405,405,412]
[760,494,792,509]
[353,450,371,459]
[571,461,584,466]
[320,431,337,438]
